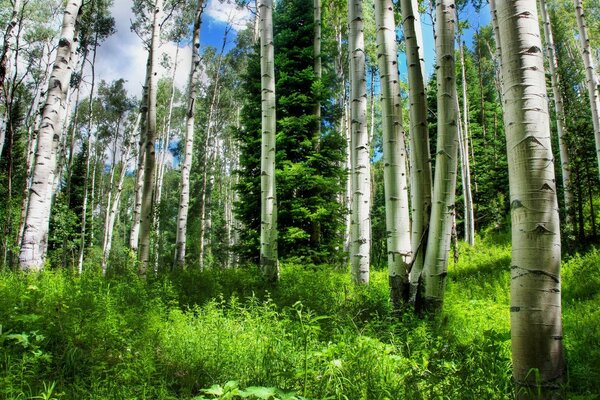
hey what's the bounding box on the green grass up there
[0,234,598,399]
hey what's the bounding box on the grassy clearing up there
[0,234,598,399]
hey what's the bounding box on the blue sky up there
[93,0,491,99]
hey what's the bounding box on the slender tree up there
[138,0,163,276]
[539,0,574,229]
[349,0,371,284]
[174,0,204,268]
[400,0,433,303]
[573,0,600,180]
[493,0,565,395]
[420,0,459,311]
[375,0,412,308]
[259,0,278,281]
[19,0,83,270]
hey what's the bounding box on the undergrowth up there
[0,234,598,399]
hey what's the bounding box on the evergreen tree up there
[235,0,345,266]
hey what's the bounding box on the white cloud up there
[205,0,254,31]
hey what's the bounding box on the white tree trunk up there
[0,0,23,161]
[102,116,138,275]
[494,0,565,393]
[457,36,475,246]
[138,0,163,276]
[174,2,204,269]
[349,0,371,284]
[539,0,574,228]
[401,0,433,303]
[259,0,278,281]
[420,0,459,311]
[375,0,412,308]
[314,0,321,139]
[573,0,600,180]
[19,0,82,271]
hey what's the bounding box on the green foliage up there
[1,232,599,399]
[235,0,346,266]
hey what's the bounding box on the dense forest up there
[0,0,599,398]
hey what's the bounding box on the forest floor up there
[1,231,599,399]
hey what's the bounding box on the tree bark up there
[138,0,163,276]
[456,33,475,246]
[573,0,600,180]
[494,0,565,394]
[349,0,371,284]
[420,0,459,311]
[400,0,432,305]
[539,0,574,230]
[375,0,412,309]
[19,0,83,271]
[174,0,204,269]
[259,0,278,282]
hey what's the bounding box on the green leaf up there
[201,384,224,396]
[240,386,277,399]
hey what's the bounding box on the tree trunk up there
[19,0,83,271]
[102,116,137,275]
[494,0,565,394]
[457,34,475,245]
[174,0,204,269]
[539,0,574,230]
[573,0,600,180]
[0,0,23,161]
[400,0,433,304]
[348,0,371,284]
[259,0,278,282]
[138,0,163,276]
[420,0,459,311]
[129,81,147,251]
[375,0,412,309]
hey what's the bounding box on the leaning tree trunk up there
[174,0,204,268]
[101,118,137,275]
[420,0,459,312]
[573,0,600,180]
[494,0,566,395]
[0,0,23,161]
[539,0,574,229]
[258,0,278,282]
[375,0,412,309]
[19,0,83,271]
[138,0,163,276]
[349,0,371,284]
[401,0,433,304]
[129,79,148,252]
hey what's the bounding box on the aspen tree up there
[421,0,459,310]
[493,0,565,394]
[174,0,204,268]
[400,0,433,302]
[259,0,278,281]
[349,0,371,284]
[539,0,574,229]
[0,0,23,161]
[375,0,412,307]
[138,0,163,276]
[573,0,600,180]
[19,0,83,270]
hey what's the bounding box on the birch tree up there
[259,0,278,281]
[400,0,433,302]
[573,0,600,180]
[375,0,411,307]
[349,0,371,284]
[493,0,565,394]
[420,0,459,310]
[174,0,204,268]
[138,0,163,276]
[539,0,574,228]
[19,0,83,270]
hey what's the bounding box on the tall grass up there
[0,236,598,399]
